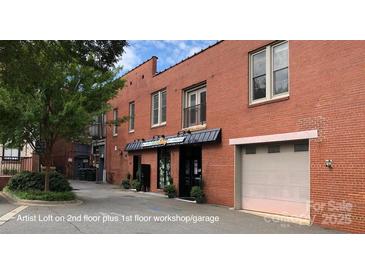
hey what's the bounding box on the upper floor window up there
[129,102,135,132]
[151,90,166,127]
[183,84,206,128]
[112,108,118,136]
[89,114,106,139]
[2,147,20,161]
[250,41,289,104]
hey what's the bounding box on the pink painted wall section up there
[0,176,11,190]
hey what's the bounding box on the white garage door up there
[241,141,310,219]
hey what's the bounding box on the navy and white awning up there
[125,128,221,151]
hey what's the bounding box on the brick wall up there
[106,41,365,232]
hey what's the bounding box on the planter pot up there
[167,193,176,199]
[195,196,205,204]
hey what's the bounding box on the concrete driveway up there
[0,180,340,234]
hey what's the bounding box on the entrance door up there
[179,145,202,197]
[141,164,151,192]
[157,148,171,189]
[133,155,142,181]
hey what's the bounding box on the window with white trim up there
[3,147,20,160]
[151,90,166,127]
[183,84,206,128]
[112,108,118,136]
[250,41,289,104]
[129,102,135,132]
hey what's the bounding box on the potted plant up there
[121,179,130,189]
[164,184,177,198]
[190,186,205,203]
[131,179,142,192]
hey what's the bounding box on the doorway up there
[179,145,202,197]
[133,155,142,181]
[74,157,90,180]
[141,164,151,192]
[98,157,104,181]
[157,148,171,189]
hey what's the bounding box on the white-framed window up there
[183,84,206,128]
[3,147,20,161]
[129,102,135,132]
[249,41,289,104]
[151,90,166,127]
[112,108,118,136]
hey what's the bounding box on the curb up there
[238,209,311,226]
[0,191,83,207]
[175,198,197,203]
[118,188,166,197]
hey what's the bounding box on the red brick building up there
[52,139,91,180]
[106,41,365,233]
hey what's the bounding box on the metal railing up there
[89,121,106,139]
[0,156,33,176]
[183,103,206,128]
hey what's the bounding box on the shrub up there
[121,179,130,189]
[130,179,142,191]
[164,184,177,198]
[3,168,18,175]
[4,187,75,201]
[48,172,72,192]
[190,186,205,203]
[7,171,72,192]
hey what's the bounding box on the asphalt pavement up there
[0,180,340,234]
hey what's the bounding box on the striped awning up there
[125,128,221,151]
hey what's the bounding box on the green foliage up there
[48,172,73,192]
[130,179,141,191]
[7,171,72,192]
[5,187,75,201]
[164,184,177,198]
[0,41,128,191]
[190,186,205,203]
[121,179,130,189]
[2,168,18,175]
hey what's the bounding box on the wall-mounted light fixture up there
[325,159,333,169]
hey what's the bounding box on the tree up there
[0,40,127,191]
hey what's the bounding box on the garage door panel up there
[242,198,310,219]
[241,142,310,219]
[243,184,308,202]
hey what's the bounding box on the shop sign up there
[141,136,185,148]
[166,136,185,144]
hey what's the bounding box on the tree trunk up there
[44,156,50,192]
[44,144,53,192]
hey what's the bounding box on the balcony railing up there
[89,122,106,140]
[183,103,206,128]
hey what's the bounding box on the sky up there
[117,40,217,75]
